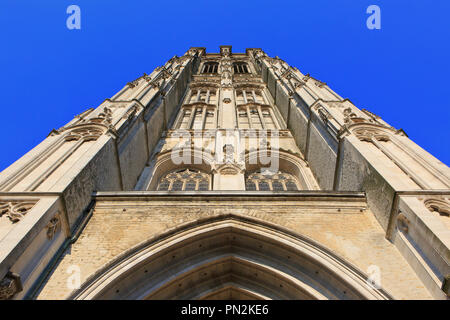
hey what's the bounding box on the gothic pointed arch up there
[245,149,319,190]
[68,215,392,300]
[144,148,215,191]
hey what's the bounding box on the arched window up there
[245,171,300,191]
[202,62,219,74]
[157,169,211,191]
[233,62,250,74]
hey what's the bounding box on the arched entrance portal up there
[70,215,391,300]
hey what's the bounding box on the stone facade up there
[0,46,448,300]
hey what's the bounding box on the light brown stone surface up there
[37,196,432,300]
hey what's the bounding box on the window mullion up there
[246,106,252,129]
[243,90,248,104]
[257,105,266,129]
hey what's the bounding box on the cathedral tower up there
[0,46,449,300]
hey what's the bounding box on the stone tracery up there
[0,201,36,223]
[157,169,210,191]
[245,170,300,191]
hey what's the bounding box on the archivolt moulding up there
[244,149,318,190]
[68,214,392,300]
[145,148,215,191]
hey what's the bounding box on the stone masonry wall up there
[37,196,432,300]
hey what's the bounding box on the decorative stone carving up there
[186,48,198,56]
[317,106,332,124]
[150,80,161,90]
[122,105,139,120]
[424,198,450,217]
[0,201,36,223]
[0,272,22,300]
[361,108,381,120]
[218,165,239,175]
[127,79,139,88]
[98,107,113,124]
[352,127,391,143]
[442,275,450,296]
[167,55,179,64]
[315,80,326,88]
[343,109,364,125]
[160,68,172,80]
[223,98,231,104]
[220,54,233,87]
[397,212,410,233]
[64,126,104,142]
[223,144,234,163]
[214,162,245,175]
[46,213,61,240]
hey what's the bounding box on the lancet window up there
[188,89,217,104]
[235,89,264,104]
[176,106,217,129]
[233,62,250,74]
[236,106,279,129]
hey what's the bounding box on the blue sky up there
[0,0,449,171]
